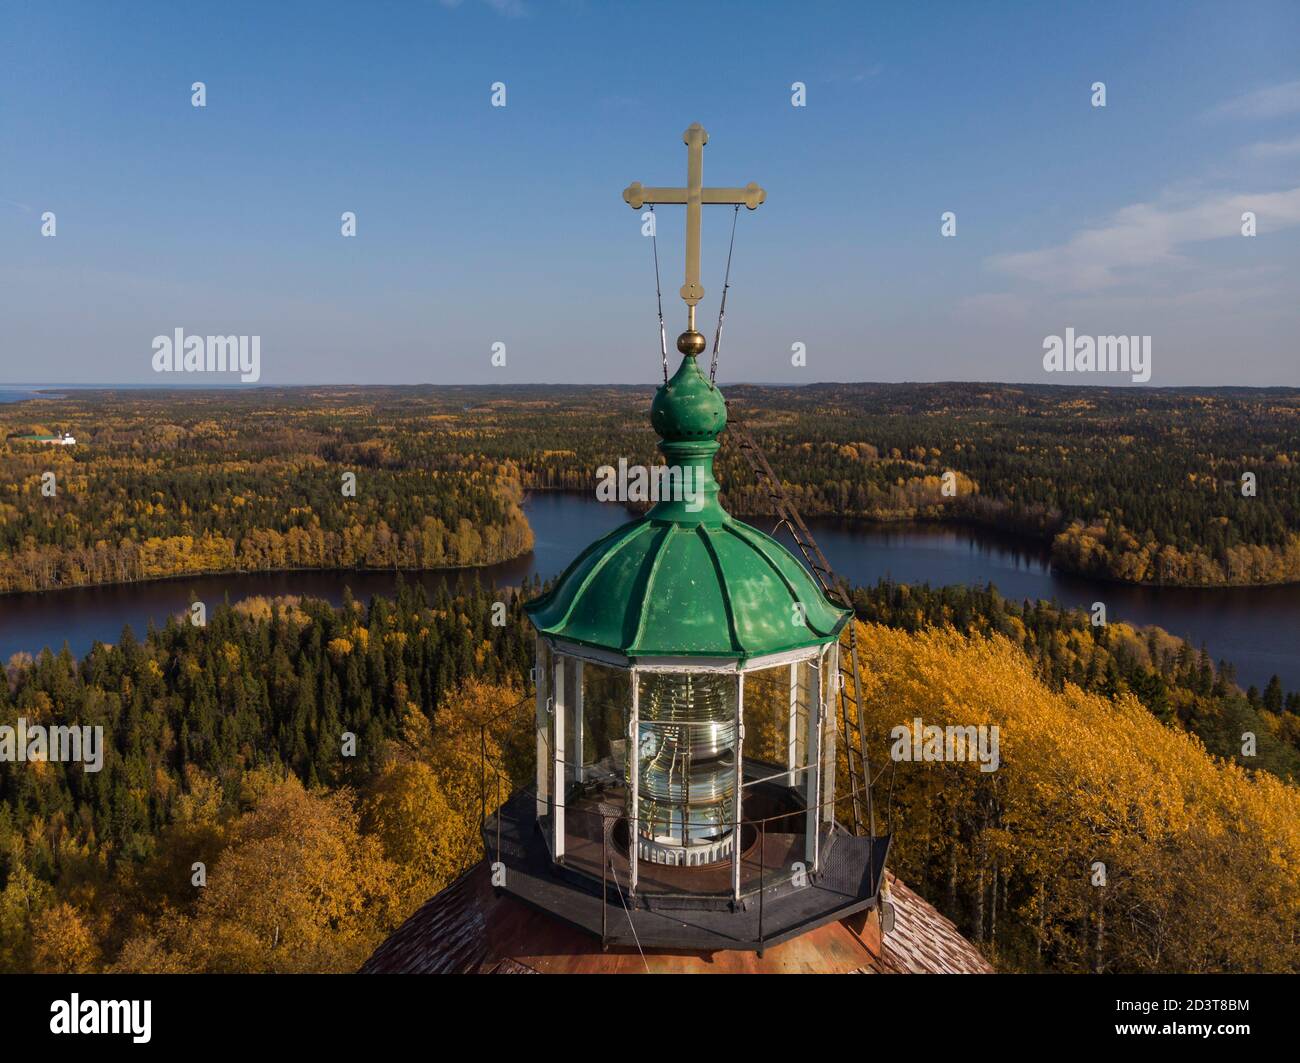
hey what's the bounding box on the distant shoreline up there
[3,381,1300,394]
[0,389,66,403]
[0,557,532,600]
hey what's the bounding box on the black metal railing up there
[481,774,883,955]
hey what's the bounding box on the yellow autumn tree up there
[363,760,464,915]
[31,902,100,973]
[170,773,399,973]
[844,620,1300,973]
[390,676,529,876]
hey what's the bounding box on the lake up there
[0,388,63,404]
[1,492,1296,692]
[798,515,1300,693]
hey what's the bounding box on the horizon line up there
[4,380,1300,392]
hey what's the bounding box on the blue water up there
[795,516,1300,694]
[0,389,57,403]
[1,492,1297,692]
[0,492,630,665]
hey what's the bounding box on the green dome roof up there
[524,512,848,661]
[525,352,849,662]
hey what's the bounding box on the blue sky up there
[1,0,1297,386]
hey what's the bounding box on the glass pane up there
[793,659,811,781]
[561,655,580,792]
[740,664,785,767]
[534,638,551,812]
[821,644,837,828]
[740,660,816,779]
[579,662,630,787]
[735,658,819,896]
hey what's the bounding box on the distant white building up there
[13,432,76,445]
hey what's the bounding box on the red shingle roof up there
[361,862,993,975]
[861,873,993,974]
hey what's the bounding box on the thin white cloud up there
[1245,134,1300,159]
[987,187,1300,292]
[1206,79,1300,120]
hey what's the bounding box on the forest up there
[0,579,534,973]
[0,387,533,593]
[849,620,1299,974]
[338,380,1300,587]
[1,577,1297,974]
[2,382,1299,973]
[5,382,1300,590]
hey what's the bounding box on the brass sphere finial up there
[676,329,707,357]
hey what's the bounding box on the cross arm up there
[623,182,766,210]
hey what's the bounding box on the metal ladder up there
[726,410,876,839]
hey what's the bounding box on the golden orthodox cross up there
[623,123,765,335]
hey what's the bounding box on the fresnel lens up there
[630,671,738,866]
